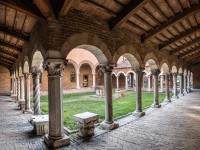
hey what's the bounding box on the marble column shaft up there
[17,78,20,101]
[151,69,160,107]
[160,75,164,92]
[147,75,151,91]
[125,75,128,90]
[173,73,178,98]
[20,76,24,100]
[24,73,31,110]
[179,74,184,96]
[165,73,171,102]
[184,75,188,93]
[116,76,119,90]
[76,72,80,89]
[92,73,96,87]
[187,75,191,92]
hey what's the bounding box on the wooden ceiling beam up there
[0,54,15,62]
[170,37,200,55]
[109,0,147,30]
[185,51,200,60]
[178,45,200,59]
[0,25,29,42]
[0,0,45,21]
[0,62,12,69]
[0,40,22,52]
[159,24,200,49]
[141,4,200,42]
[0,48,17,59]
[56,0,74,17]
[0,57,15,64]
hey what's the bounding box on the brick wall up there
[192,64,200,89]
[0,66,11,95]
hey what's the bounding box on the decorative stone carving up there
[31,115,49,135]
[74,112,99,137]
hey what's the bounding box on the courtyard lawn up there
[39,91,168,130]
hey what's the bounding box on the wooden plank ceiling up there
[0,0,199,70]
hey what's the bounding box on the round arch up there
[117,71,126,77]
[79,60,95,74]
[143,52,159,69]
[126,70,136,76]
[184,69,187,75]
[31,51,44,70]
[60,33,112,64]
[113,45,143,67]
[160,63,170,74]
[23,56,30,74]
[68,59,78,72]
[171,66,177,73]
[112,72,117,77]
[178,68,183,74]
[145,59,158,70]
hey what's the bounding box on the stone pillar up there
[151,69,161,108]
[187,74,191,92]
[13,78,16,96]
[172,73,179,99]
[179,73,184,96]
[99,64,119,130]
[92,73,96,88]
[147,75,151,91]
[24,73,32,112]
[30,68,41,115]
[184,74,188,94]
[132,67,145,117]
[17,77,20,101]
[116,76,119,91]
[43,59,70,148]
[159,75,164,92]
[76,72,80,89]
[20,76,25,100]
[164,73,171,102]
[125,75,128,90]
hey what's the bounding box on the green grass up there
[37,91,169,130]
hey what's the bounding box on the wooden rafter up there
[0,40,22,52]
[141,4,200,42]
[185,51,200,60]
[0,25,29,42]
[109,0,147,30]
[0,48,17,59]
[0,62,12,69]
[170,37,200,55]
[159,24,200,49]
[0,57,14,64]
[0,0,45,21]
[56,0,74,17]
[178,45,200,59]
[0,54,15,62]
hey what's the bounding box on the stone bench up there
[30,115,49,135]
[74,112,99,137]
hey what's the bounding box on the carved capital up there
[99,64,114,73]
[172,73,177,77]
[131,66,144,74]
[23,73,30,80]
[151,69,160,76]
[43,59,67,76]
[30,67,41,78]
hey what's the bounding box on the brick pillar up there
[43,59,70,148]
[99,64,119,130]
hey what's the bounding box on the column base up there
[23,109,33,114]
[44,134,70,149]
[132,111,145,117]
[172,95,179,99]
[100,121,119,130]
[151,104,161,108]
[164,98,171,102]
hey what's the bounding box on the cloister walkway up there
[0,90,200,150]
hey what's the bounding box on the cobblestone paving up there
[1,90,200,150]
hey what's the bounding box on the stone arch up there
[23,56,30,74]
[31,51,44,70]
[160,63,170,74]
[112,72,117,77]
[178,68,183,74]
[143,52,159,69]
[126,70,136,76]
[159,59,170,70]
[145,59,158,70]
[19,64,23,76]
[60,33,112,64]
[171,66,177,73]
[143,70,149,75]
[113,45,143,67]
[117,71,126,77]
[79,60,95,74]
[184,69,187,75]
[68,59,78,72]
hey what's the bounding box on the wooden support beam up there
[159,24,200,49]
[0,48,17,59]
[0,0,45,21]
[56,0,74,17]
[0,40,22,52]
[0,25,29,42]
[0,57,14,65]
[0,62,12,69]
[141,4,200,42]
[109,0,147,30]
[178,45,200,59]
[170,37,200,55]
[0,54,15,62]
[185,52,200,60]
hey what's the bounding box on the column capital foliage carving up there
[43,59,67,76]
[151,69,160,75]
[23,73,30,79]
[30,67,42,78]
[131,66,144,74]
[99,64,114,73]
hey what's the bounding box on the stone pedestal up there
[18,100,25,110]
[31,115,49,135]
[74,112,99,137]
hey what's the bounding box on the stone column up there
[10,77,13,95]
[187,74,191,92]
[147,75,151,91]
[76,72,80,89]
[172,73,179,99]
[92,73,96,88]
[30,68,41,115]
[151,69,161,108]
[17,77,20,101]
[125,75,128,90]
[99,64,119,130]
[179,73,184,96]
[19,76,25,100]
[24,73,32,112]
[13,78,16,96]
[159,75,164,92]
[184,74,188,94]
[164,73,171,102]
[43,59,70,148]
[132,67,145,117]
[116,76,119,91]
